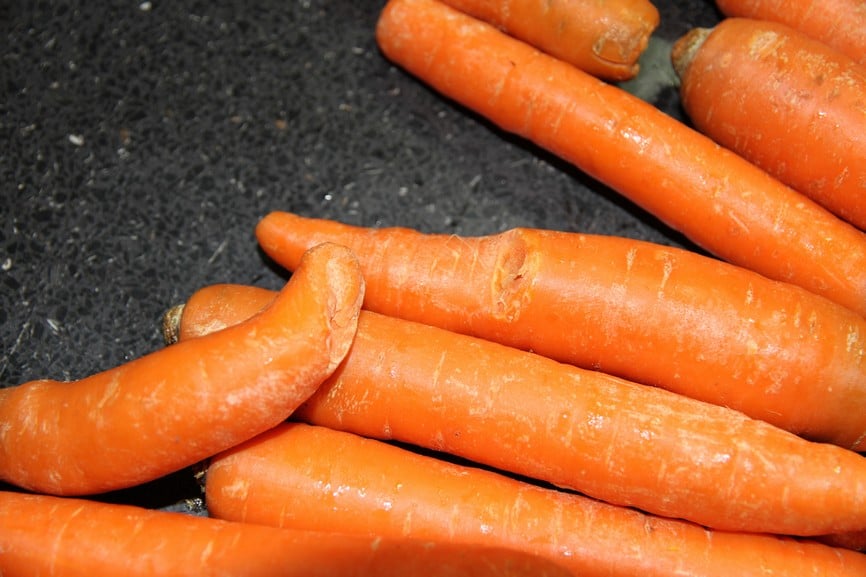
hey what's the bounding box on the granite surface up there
[1,1,722,511]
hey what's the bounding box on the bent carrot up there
[714,0,866,66]
[255,212,866,451]
[672,18,866,231]
[0,491,570,577]
[168,283,866,536]
[206,422,866,577]
[374,0,866,316]
[436,0,659,81]
[0,242,364,496]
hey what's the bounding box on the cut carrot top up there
[436,0,659,80]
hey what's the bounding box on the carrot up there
[255,211,866,451]
[672,18,866,232]
[0,242,364,496]
[0,491,570,577]
[166,282,866,537]
[373,0,866,316]
[714,0,866,66]
[435,0,659,81]
[206,422,866,577]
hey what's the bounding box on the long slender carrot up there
[255,211,866,451]
[373,0,866,316]
[0,242,364,496]
[435,0,659,81]
[714,0,866,66]
[672,18,866,231]
[206,422,866,577]
[0,491,570,577]
[167,283,866,536]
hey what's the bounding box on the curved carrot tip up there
[0,242,365,496]
[670,26,711,79]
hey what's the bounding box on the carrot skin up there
[255,212,866,451]
[714,0,866,65]
[0,242,364,496]
[206,422,866,577]
[0,491,570,577]
[436,0,659,80]
[673,18,866,231]
[374,0,866,316]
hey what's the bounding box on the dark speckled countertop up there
[1,1,722,511]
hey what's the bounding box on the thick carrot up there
[672,18,866,232]
[436,0,659,81]
[255,212,866,451]
[0,491,570,577]
[206,422,866,577]
[714,0,866,65]
[0,242,364,496]
[171,284,866,536]
[373,0,866,316]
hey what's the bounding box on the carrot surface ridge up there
[169,283,866,536]
[255,211,866,451]
[374,0,866,316]
[672,18,866,231]
[0,491,570,577]
[436,0,659,80]
[714,0,866,65]
[0,242,364,496]
[206,422,866,577]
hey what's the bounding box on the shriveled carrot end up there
[671,26,712,80]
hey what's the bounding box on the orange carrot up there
[206,422,866,577]
[0,242,364,496]
[435,0,659,81]
[0,491,570,577]
[714,0,866,65]
[373,0,866,315]
[672,18,866,231]
[255,212,866,451]
[167,283,866,536]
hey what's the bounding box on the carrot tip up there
[161,304,185,346]
[671,26,712,80]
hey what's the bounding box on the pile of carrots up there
[2,0,866,575]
